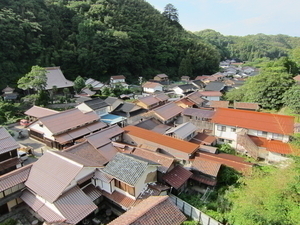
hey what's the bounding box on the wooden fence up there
[169,194,223,225]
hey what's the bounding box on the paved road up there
[9,125,53,165]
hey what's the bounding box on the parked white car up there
[18,151,28,161]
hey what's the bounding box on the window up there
[115,180,135,196]
[219,138,225,142]
[257,131,267,137]
[227,140,233,144]
[231,128,236,132]
[273,133,283,140]
[217,125,226,131]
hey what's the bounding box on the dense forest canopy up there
[0,0,221,89]
[2,0,300,90]
[194,29,300,62]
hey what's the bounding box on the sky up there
[145,0,300,37]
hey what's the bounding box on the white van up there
[18,151,28,161]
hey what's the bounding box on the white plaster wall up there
[30,123,54,140]
[134,165,157,198]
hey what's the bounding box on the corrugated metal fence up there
[169,194,223,225]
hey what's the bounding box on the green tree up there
[17,65,47,92]
[226,162,300,225]
[283,84,300,113]
[162,3,179,22]
[178,55,192,77]
[73,76,86,93]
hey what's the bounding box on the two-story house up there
[110,75,128,88]
[0,127,21,176]
[95,153,159,210]
[28,108,107,149]
[165,122,198,141]
[142,82,164,93]
[151,102,183,124]
[154,74,168,82]
[211,108,295,162]
[76,98,110,117]
[21,151,102,224]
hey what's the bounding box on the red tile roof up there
[210,101,229,108]
[190,132,217,145]
[212,108,294,135]
[293,75,300,81]
[192,157,221,177]
[198,152,253,174]
[199,91,222,97]
[249,135,294,154]
[102,190,138,209]
[162,166,193,189]
[0,164,32,192]
[108,196,186,225]
[142,81,163,88]
[124,126,199,154]
[111,75,125,80]
[190,174,217,186]
[176,98,195,107]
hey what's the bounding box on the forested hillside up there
[0,0,221,89]
[195,29,300,62]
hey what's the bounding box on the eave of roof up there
[212,108,294,135]
[124,126,199,154]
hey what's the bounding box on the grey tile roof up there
[83,98,109,110]
[25,151,83,203]
[204,81,224,91]
[105,97,123,106]
[135,118,171,134]
[182,108,215,118]
[45,67,74,90]
[103,153,159,186]
[0,127,19,154]
[165,122,198,139]
[191,80,205,88]
[119,102,141,113]
[176,84,197,92]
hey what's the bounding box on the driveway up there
[9,125,53,164]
